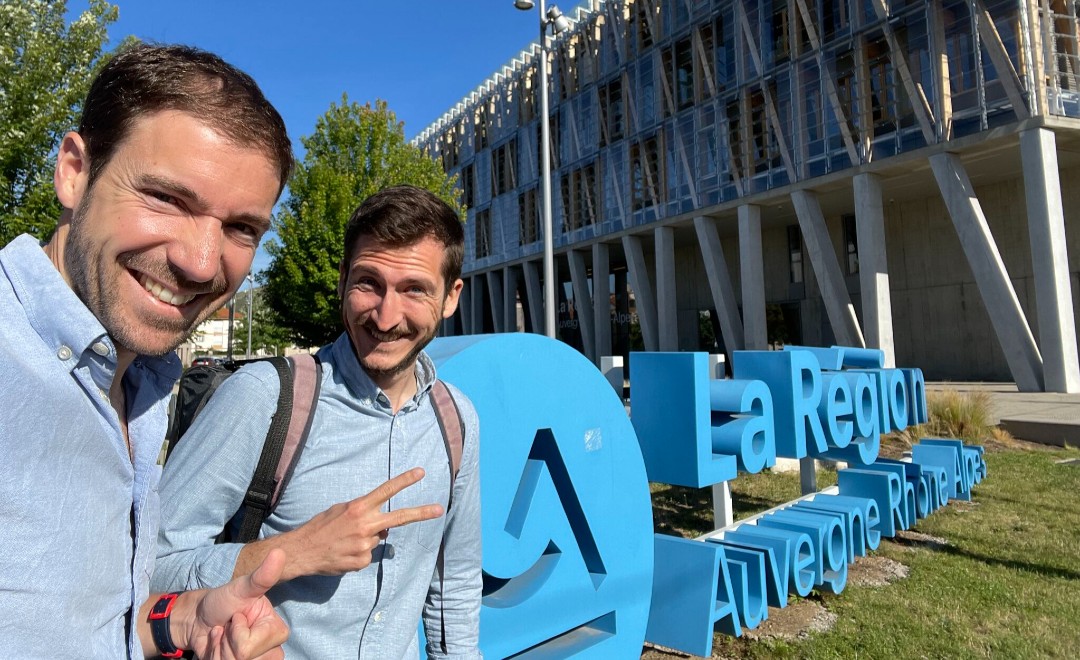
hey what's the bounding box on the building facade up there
[415,0,1080,392]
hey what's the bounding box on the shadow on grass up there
[939,544,1080,581]
[896,535,1080,581]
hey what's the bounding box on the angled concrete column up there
[655,226,678,351]
[522,259,543,334]
[695,216,745,351]
[472,275,486,334]
[592,242,612,363]
[853,173,896,367]
[738,205,768,350]
[569,249,596,360]
[930,152,1044,391]
[790,190,867,348]
[622,235,659,351]
[1020,128,1080,392]
[486,270,505,333]
[503,266,520,333]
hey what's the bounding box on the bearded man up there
[0,44,296,659]
[154,185,483,659]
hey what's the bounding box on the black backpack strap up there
[234,354,321,543]
[270,354,321,511]
[428,378,466,654]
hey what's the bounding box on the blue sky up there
[68,0,585,273]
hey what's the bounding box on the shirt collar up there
[330,332,437,410]
[2,234,181,385]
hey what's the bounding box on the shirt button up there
[57,345,72,360]
[92,342,109,356]
[373,611,384,622]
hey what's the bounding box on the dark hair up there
[78,43,293,195]
[343,185,465,288]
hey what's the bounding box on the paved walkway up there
[926,382,1080,447]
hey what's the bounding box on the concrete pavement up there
[926,382,1080,447]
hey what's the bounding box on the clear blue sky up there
[68,0,588,273]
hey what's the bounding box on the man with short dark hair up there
[0,44,295,658]
[155,185,483,659]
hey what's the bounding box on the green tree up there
[230,287,293,357]
[0,0,119,245]
[264,96,461,347]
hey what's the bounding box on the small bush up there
[894,389,1001,446]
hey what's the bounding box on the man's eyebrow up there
[137,173,272,232]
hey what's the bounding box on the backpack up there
[166,354,465,543]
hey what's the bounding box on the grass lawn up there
[646,439,1080,659]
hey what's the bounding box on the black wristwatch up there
[148,592,187,659]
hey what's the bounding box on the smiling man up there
[0,45,295,659]
[154,185,483,659]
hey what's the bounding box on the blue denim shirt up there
[0,234,180,658]
[154,333,483,659]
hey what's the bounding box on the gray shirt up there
[153,334,482,659]
[0,234,180,658]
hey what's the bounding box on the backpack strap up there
[234,354,321,543]
[428,378,465,655]
[429,379,464,497]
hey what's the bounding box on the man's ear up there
[338,261,347,299]
[54,132,90,211]
[442,278,464,319]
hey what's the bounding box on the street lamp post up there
[245,273,255,358]
[515,0,569,339]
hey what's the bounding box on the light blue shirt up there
[0,234,180,658]
[154,333,483,659]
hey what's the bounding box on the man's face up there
[339,236,462,387]
[53,110,280,357]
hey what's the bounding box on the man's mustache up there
[362,320,413,342]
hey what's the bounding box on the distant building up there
[179,306,241,362]
[415,0,1080,392]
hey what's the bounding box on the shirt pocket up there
[414,468,449,553]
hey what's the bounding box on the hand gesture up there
[186,549,289,659]
[285,467,444,578]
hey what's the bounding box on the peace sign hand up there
[272,467,444,579]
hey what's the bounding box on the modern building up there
[414,0,1080,392]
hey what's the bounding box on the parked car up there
[190,356,223,368]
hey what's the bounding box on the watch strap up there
[148,592,186,659]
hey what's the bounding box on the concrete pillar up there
[622,235,659,351]
[593,243,612,363]
[790,190,867,348]
[695,216,745,351]
[655,226,678,351]
[738,205,768,350]
[569,249,596,360]
[712,482,734,528]
[486,270,504,333]
[523,259,543,334]
[853,173,897,367]
[470,274,484,334]
[929,152,1044,392]
[1020,128,1080,392]
[503,266,520,333]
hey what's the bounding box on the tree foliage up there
[0,0,119,245]
[230,287,293,358]
[264,96,461,348]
